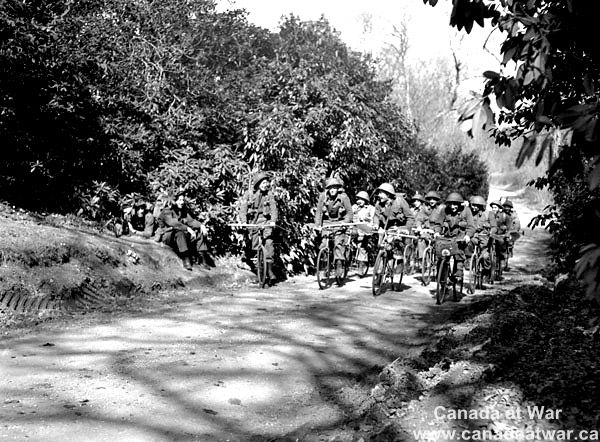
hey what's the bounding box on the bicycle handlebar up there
[311,222,370,229]
[229,223,277,229]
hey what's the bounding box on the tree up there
[423,0,600,299]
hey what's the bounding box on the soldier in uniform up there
[239,172,278,284]
[373,183,415,231]
[352,190,375,273]
[424,190,442,213]
[502,199,521,269]
[127,201,155,239]
[468,195,495,275]
[314,177,353,281]
[155,193,210,270]
[410,192,431,266]
[372,183,415,262]
[430,192,475,282]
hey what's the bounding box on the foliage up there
[0,1,488,273]
[424,0,600,300]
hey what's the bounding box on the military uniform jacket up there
[129,213,156,238]
[352,204,375,224]
[506,212,521,234]
[490,211,509,235]
[315,192,353,226]
[156,205,202,235]
[414,205,433,229]
[239,190,278,224]
[373,196,415,230]
[430,204,475,239]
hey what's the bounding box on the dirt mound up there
[348,280,600,440]
[0,209,253,328]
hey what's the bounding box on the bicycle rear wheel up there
[372,250,387,296]
[394,258,404,291]
[421,247,433,286]
[436,259,449,305]
[257,245,268,288]
[468,252,478,294]
[488,243,496,284]
[403,243,414,276]
[317,247,331,290]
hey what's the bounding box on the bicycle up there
[346,227,377,278]
[434,237,465,305]
[418,228,436,286]
[467,243,482,294]
[402,233,419,276]
[229,222,276,288]
[489,233,508,283]
[372,228,414,296]
[314,222,363,289]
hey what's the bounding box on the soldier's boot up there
[182,254,193,271]
[266,261,276,286]
[199,251,212,270]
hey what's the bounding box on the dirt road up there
[0,189,549,442]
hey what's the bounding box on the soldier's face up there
[357,198,365,207]
[136,207,145,217]
[175,195,185,208]
[412,200,422,209]
[259,180,270,192]
[426,198,437,208]
[503,207,512,215]
[328,186,339,197]
[448,202,460,213]
[491,205,500,213]
[378,191,389,203]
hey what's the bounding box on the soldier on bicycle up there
[502,199,521,269]
[372,183,414,257]
[468,195,495,275]
[314,177,353,281]
[352,191,376,274]
[410,192,431,268]
[430,192,475,282]
[239,172,278,284]
[488,199,510,271]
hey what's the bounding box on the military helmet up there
[253,172,270,190]
[425,190,441,201]
[446,192,464,204]
[377,183,396,196]
[470,195,487,207]
[490,200,502,208]
[325,177,343,189]
[411,192,425,202]
[502,199,514,208]
[356,191,370,203]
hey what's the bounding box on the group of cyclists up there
[237,172,521,295]
[120,171,521,298]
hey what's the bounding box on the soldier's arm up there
[401,199,415,229]
[429,206,444,234]
[464,207,476,238]
[342,195,353,223]
[161,210,186,230]
[139,213,155,238]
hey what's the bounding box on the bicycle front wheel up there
[317,247,331,290]
[436,259,449,305]
[257,245,268,288]
[422,247,433,286]
[403,242,414,276]
[372,250,387,296]
[468,252,478,294]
